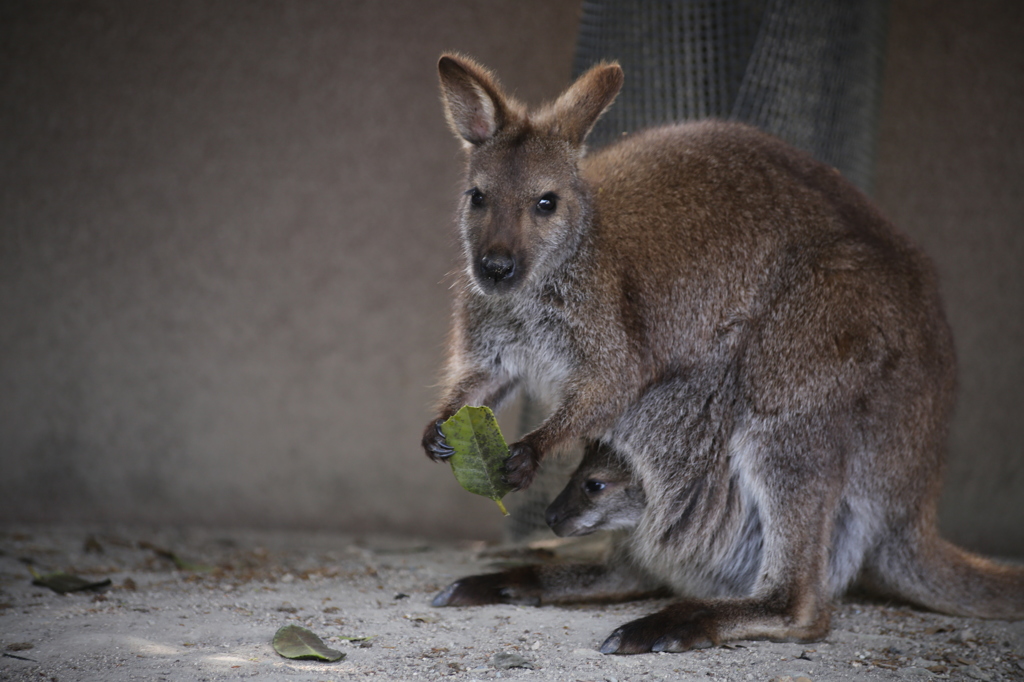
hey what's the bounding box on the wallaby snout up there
[544,494,575,537]
[478,249,516,287]
[545,490,589,538]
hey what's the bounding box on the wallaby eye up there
[583,479,606,493]
[468,188,485,207]
[536,192,558,214]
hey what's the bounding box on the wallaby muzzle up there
[545,489,586,538]
[480,251,515,280]
[476,248,518,292]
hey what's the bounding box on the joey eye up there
[536,192,557,214]
[469,188,485,207]
[583,480,606,494]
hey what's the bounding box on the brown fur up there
[423,54,1024,653]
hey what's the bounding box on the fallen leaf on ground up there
[405,613,441,624]
[440,405,513,515]
[272,624,345,662]
[28,567,112,594]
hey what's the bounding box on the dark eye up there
[583,480,606,493]
[468,188,485,207]
[536,192,557,214]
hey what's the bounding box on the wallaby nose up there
[544,505,561,530]
[480,252,515,283]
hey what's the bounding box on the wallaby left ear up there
[550,62,624,145]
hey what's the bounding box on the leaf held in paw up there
[440,405,513,515]
[272,624,345,662]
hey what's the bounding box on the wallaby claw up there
[422,419,455,461]
[502,441,540,491]
[431,581,462,607]
[432,567,544,607]
[598,634,621,655]
[431,576,499,607]
[599,606,719,654]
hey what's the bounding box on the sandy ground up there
[1,524,1022,682]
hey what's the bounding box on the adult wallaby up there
[432,441,666,608]
[422,54,1024,653]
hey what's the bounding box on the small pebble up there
[963,665,992,681]
[489,652,535,670]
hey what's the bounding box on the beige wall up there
[874,0,1024,553]
[1,1,1021,553]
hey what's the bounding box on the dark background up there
[1,1,1021,553]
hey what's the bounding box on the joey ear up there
[438,55,511,146]
[550,62,624,145]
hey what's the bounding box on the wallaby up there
[422,54,1024,653]
[432,441,666,608]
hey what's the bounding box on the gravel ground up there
[1,524,1022,682]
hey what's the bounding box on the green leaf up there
[441,405,513,515]
[272,625,345,662]
[28,567,112,594]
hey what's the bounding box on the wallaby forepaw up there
[599,607,718,655]
[422,419,454,462]
[502,441,540,491]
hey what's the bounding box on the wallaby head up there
[545,442,645,538]
[437,54,623,294]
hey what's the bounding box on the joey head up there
[545,441,644,537]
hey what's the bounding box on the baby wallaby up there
[422,54,1024,653]
[545,441,645,537]
[433,441,664,608]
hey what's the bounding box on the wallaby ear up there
[550,62,624,145]
[438,54,512,146]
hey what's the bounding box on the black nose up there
[544,505,560,529]
[480,252,515,283]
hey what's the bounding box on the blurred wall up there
[874,0,1024,553]
[0,0,580,540]
[1,1,1021,552]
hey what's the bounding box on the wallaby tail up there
[863,526,1024,619]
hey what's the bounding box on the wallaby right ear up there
[438,55,513,147]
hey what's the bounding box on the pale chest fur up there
[462,282,583,408]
